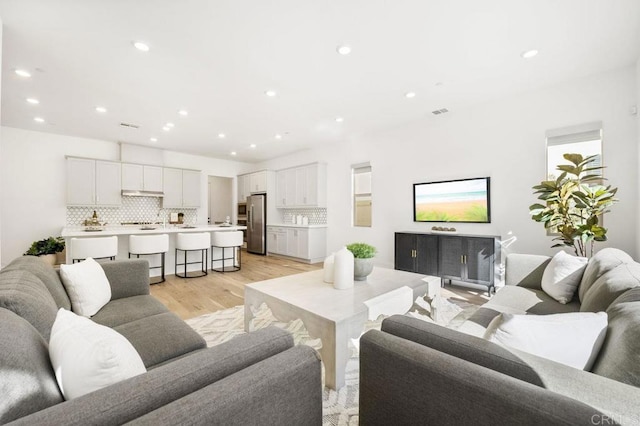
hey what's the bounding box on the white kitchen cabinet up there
[162,168,183,208]
[275,163,326,208]
[121,163,144,191]
[267,226,325,263]
[237,175,247,203]
[182,170,201,207]
[143,166,163,192]
[162,168,200,208]
[250,170,267,193]
[66,158,121,206]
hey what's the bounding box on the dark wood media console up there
[394,232,500,294]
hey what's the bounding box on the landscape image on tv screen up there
[414,177,490,223]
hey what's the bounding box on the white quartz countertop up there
[267,223,328,229]
[61,224,247,238]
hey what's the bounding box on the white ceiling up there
[1,0,639,163]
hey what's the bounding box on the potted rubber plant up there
[24,236,65,266]
[529,153,618,257]
[347,242,377,281]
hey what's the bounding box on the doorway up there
[207,176,233,224]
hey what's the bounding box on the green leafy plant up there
[346,242,377,259]
[24,237,65,256]
[529,153,617,257]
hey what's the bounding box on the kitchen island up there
[61,224,247,276]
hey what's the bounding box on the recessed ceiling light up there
[337,45,351,55]
[162,126,170,131]
[405,92,416,98]
[34,117,45,123]
[435,82,444,87]
[335,117,344,123]
[274,134,282,139]
[26,98,39,104]
[265,90,277,97]
[133,41,150,52]
[15,69,31,78]
[218,133,226,139]
[230,151,237,156]
[95,106,107,113]
[150,137,158,142]
[166,122,175,128]
[521,49,538,59]
[250,144,257,148]
[178,110,188,116]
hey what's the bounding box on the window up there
[546,122,602,181]
[352,163,371,227]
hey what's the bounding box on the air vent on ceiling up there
[120,122,140,129]
[431,108,449,115]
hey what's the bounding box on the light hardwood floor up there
[151,250,489,320]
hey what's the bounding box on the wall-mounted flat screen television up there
[413,177,491,223]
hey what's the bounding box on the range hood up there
[121,190,164,197]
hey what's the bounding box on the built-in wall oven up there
[237,202,247,242]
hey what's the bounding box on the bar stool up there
[175,232,210,278]
[70,236,118,263]
[129,234,169,284]
[211,231,243,272]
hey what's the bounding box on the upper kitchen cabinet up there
[238,170,275,201]
[121,164,163,192]
[66,157,121,206]
[163,167,201,208]
[249,170,267,193]
[276,163,327,208]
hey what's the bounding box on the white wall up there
[208,175,233,223]
[637,59,640,257]
[0,127,251,267]
[258,66,639,267]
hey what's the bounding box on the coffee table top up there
[245,267,431,322]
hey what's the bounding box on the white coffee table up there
[244,267,439,389]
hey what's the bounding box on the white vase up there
[323,253,335,283]
[333,247,354,290]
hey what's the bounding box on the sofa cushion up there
[590,289,640,387]
[59,258,112,317]
[540,251,587,304]
[114,312,206,368]
[0,308,63,424]
[579,248,633,303]
[49,309,146,400]
[0,269,58,340]
[92,295,169,328]
[580,263,640,313]
[2,256,71,310]
[483,312,607,370]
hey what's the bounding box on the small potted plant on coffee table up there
[24,236,65,266]
[347,242,377,281]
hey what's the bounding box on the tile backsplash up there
[280,208,327,225]
[67,197,198,226]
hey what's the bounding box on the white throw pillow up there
[484,312,608,370]
[49,308,146,400]
[541,251,588,304]
[59,257,111,317]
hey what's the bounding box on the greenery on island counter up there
[24,236,65,256]
[347,242,377,259]
[529,153,618,258]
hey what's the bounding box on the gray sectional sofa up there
[360,248,640,425]
[0,256,322,425]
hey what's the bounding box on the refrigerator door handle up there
[250,204,254,232]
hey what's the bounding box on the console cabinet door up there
[439,236,464,280]
[394,233,416,272]
[465,237,495,284]
[416,234,439,276]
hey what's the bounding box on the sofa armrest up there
[8,327,295,426]
[360,330,607,426]
[128,345,322,425]
[505,253,551,289]
[100,259,150,300]
[381,315,544,385]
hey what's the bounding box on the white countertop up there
[61,224,247,238]
[267,223,328,229]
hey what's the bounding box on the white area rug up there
[186,297,479,426]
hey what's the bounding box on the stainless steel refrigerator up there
[247,193,266,254]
